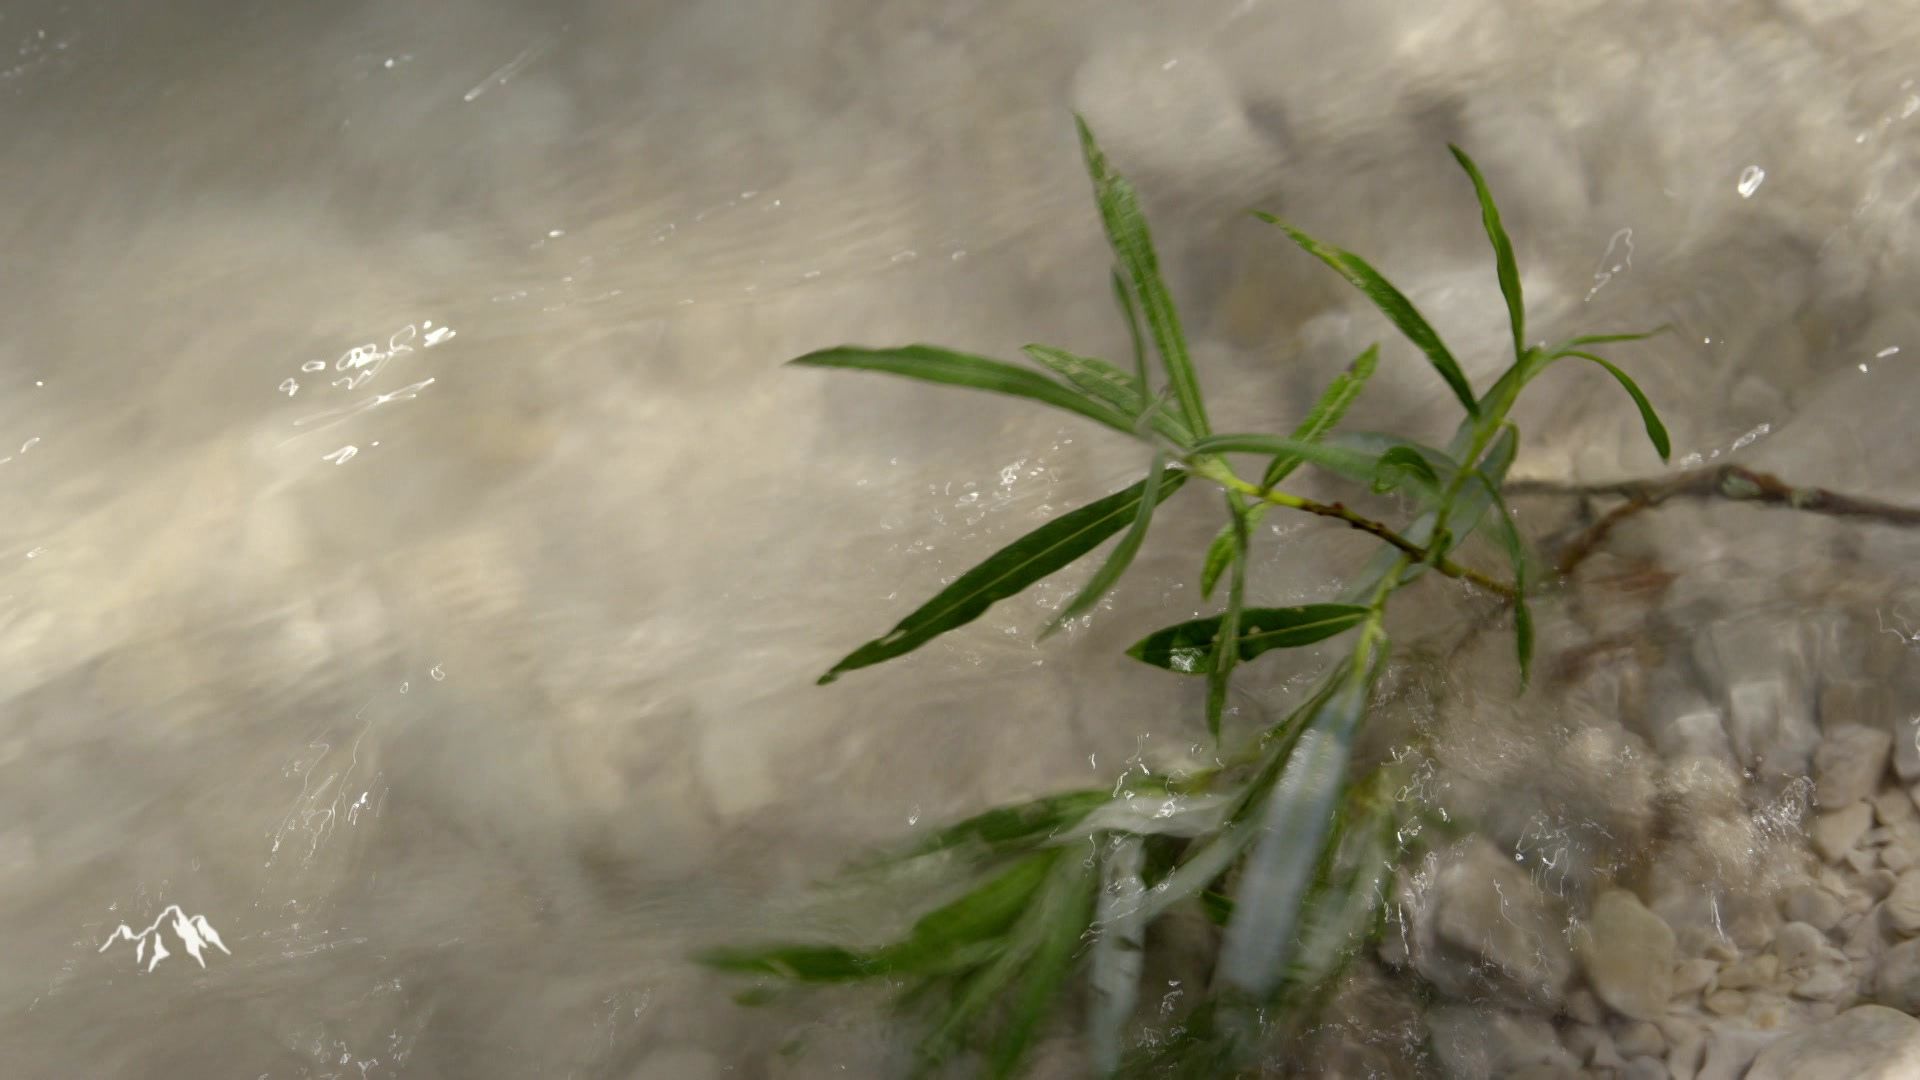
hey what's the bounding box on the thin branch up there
[1506,464,1920,575]
[1238,486,1518,600]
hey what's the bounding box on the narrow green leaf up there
[819,469,1189,683]
[1556,350,1671,462]
[1261,344,1381,490]
[1285,804,1393,995]
[889,789,1109,863]
[1043,453,1169,639]
[1089,838,1147,1076]
[1076,115,1211,437]
[990,856,1098,1078]
[696,944,876,982]
[1020,344,1194,446]
[1206,507,1250,740]
[1473,466,1533,686]
[1215,659,1375,999]
[1111,269,1149,397]
[790,344,1135,436]
[880,853,1057,975]
[1126,604,1372,674]
[1198,522,1237,599]
[1192,432,1386,488]
[1548,326,1670,354]
[1448,145,1525,365]
[1372,444,1443,496]
[1199,890,1236,926]
[1254,211,1479,419]
[1352,422,1517,601]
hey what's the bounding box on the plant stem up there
[1202,469,1516,600]
[1504,463,1920,575]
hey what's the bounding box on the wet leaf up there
[1191,432,1386,488]
[1473,463,1533,685]
[879,853,1058,975]
[818,469,1189,683]
[1448,145,1525,365]
[790,344,1135,436]
[1111,269,1150,396]
[1198,890,1235,926]
[1020,344,1193,446]
[990,855,1098,1078]
[1215,661,1374,999]
[1371,444,1444,497]
[1076,115,1211,437]
[696,944,876,982]
[1261,345,1380,490]
[1206,507,1250,739]
[1043,452,1170,639]
[889,789,1110,863]
[1254,211,1479,419]
[1556,349,1671,462]
[1548,326,1669,353]
[1088,838,1147,1076]
[1126,604,1372,674]
[1197,522,1236,599]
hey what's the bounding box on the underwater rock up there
[1812,801,1875,863]
[1780,884,1846,932]
[1875,938,1920,1012]
[1816,724,1894,807]
[1423,1005,1580,1080]
[1408,839,1573,1007]
[1746,1005,1920,1080]
[1576,889,1676,1021]
[1884,873,1920,935]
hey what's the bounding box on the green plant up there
[700,118,1668,1076]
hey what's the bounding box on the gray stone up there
[1886,874,1920,935]
[1424,1005,1580,1080]
[1410,839,1573,1007]
[1876,938,1920,1012]
[1780,884,1846,931]
[1813,801,1875,863]
[1575,889,1676,1020]
[1622,1056,1666,1080]
[1775,920,1839,976]
[1816,724,1894,807]
[1725,677,1819,781]
[1697,1027,1789,1080]
[1794,965,1854,1002]
[1615,1019,1665,1058]
[1656,708,1736,764]
[1747,1005,1920,1080]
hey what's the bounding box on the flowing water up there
[8,1,1920,1076]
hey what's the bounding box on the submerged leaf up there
[880,853,1056,975]
[1198,522,1237,599]
[1548,326,1670,353]
[990,855,1098,1078]
[1254,211,1480,419]
[1556,349,1671,462]
[1215,661,1375,999]
[1089,838,1147,1076]
[819,469,1189,683]
[1371,444,1444,497]
[1076,115,1211,437]
[790,345,1134,436]
[1110,269,1150,396]
[1126,604,1372,674]
[1448,145,1525,365]
[890,789,1110,863]
[696,944,876,982]
[1191,432,1386,489]
[1043,453,1170,638]
[1472,460,1533,685]
[1261,345,1380,490]
[1206,507,1250,739]
[1020,344,1193,446]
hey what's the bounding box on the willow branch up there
[1505,463,1920,575]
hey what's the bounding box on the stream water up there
[7,1,1920,1076]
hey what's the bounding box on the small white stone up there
[1876,939,1920,1012]
[1814,802,1876,863]
[1886,874,1920,935]
[1615,1019,1665,1058]
[1748,1005,1920,1080]
[1577,890,1677,1020]
[1794,965,1853,1001]
[1674,957,1719,996]
[1817,724,1895,807]
[1780,884,1846,931]
[1884,845,1916,873]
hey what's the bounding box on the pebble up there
[1813,801,1875,862]
[1774,921,1835,977]
[1884,845,1916,872]
[1697,1027,1789,1080]
[1576,889,1676,1020]
[1615,1019,1665,1058]
[1780,884,1846,931]
[1674,957,1719,997]
[1622,1055,1666,1080]
[1424,1004,1581,1080]
[1413,839,1573,1006]
[1875,938,1920,1012]
[1704,988,1748,1016]
[1747,1005,1920,1080]
[1565,987,1602,1026]
[1816,724,1894,807]
[1887,875,1920,935]
[1716,953,1778,990]
[1793,965,1853,1001]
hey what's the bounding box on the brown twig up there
[1506,464,1920,575]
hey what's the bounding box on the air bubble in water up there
[1737,165,1766,198]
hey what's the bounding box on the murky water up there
[8,1,1920,1076]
